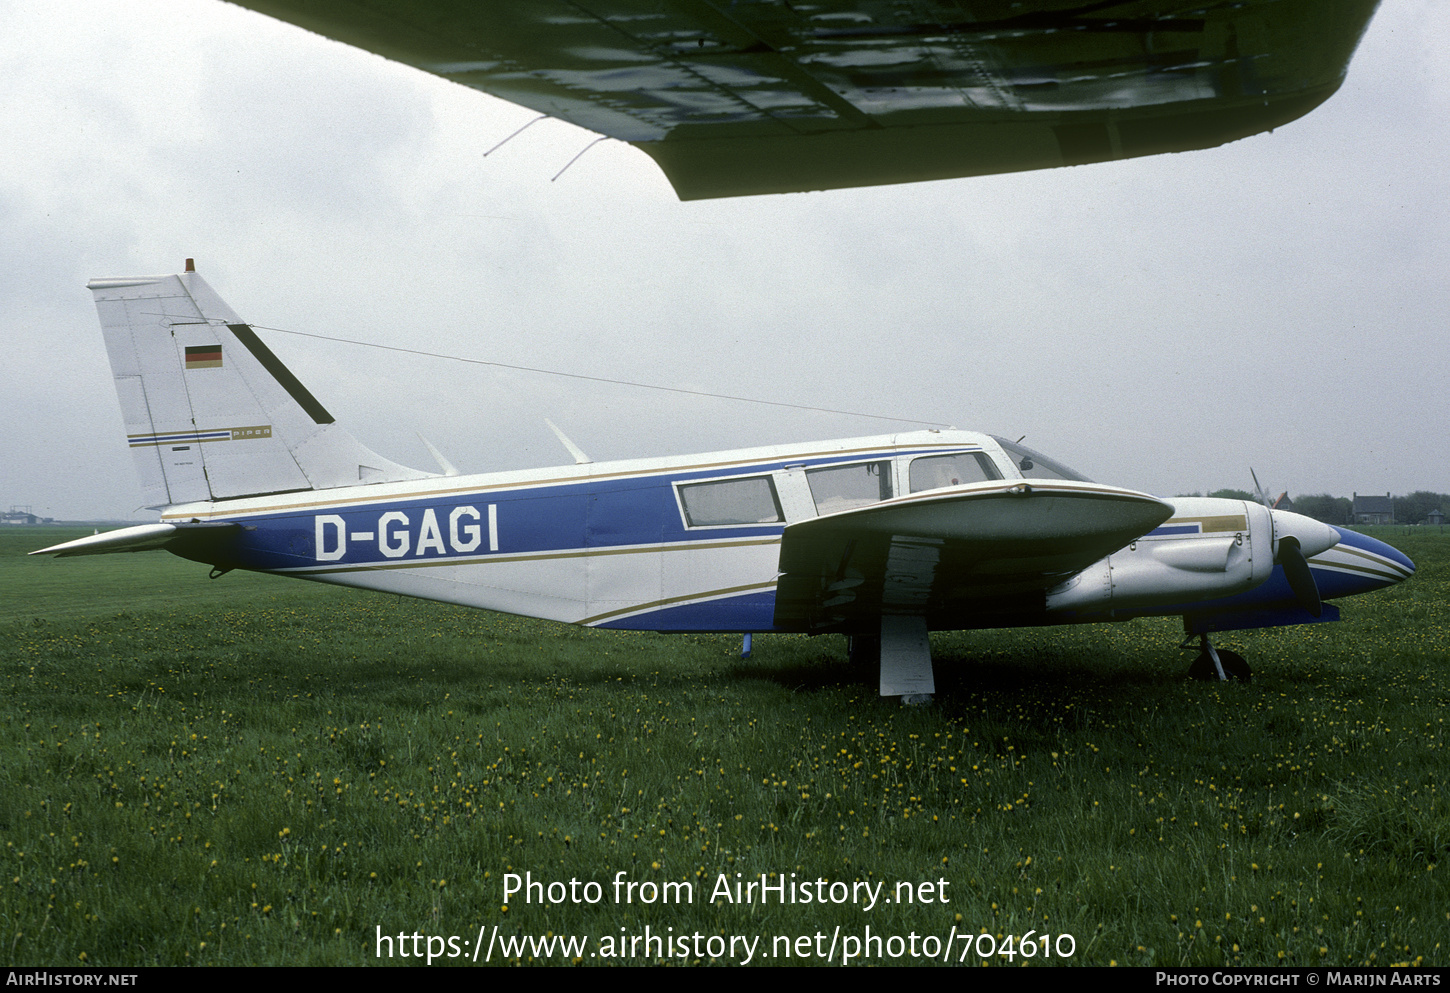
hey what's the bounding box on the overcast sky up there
[2,0,1446,521]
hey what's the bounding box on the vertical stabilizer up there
[89,267,429,508]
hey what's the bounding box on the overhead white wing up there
[223,0,1378,198]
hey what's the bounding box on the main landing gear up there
[852,616,935,705]
[1184,633,1251,682]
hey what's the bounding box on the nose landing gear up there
[1183,633,1251,681]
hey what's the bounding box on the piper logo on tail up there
[128,425,272,447]
[230,425,272,441]
[314,505,498,562]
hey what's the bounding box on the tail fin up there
[90,265,430,508]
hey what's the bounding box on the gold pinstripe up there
[1159,515,1249,533]
[1310,544,1414,582]
[579,581,780,626]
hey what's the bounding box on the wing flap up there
[773,480,1172,631]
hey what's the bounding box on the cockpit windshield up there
[991,437,1093,483]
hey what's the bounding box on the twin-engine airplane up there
[218,0,1381,199]
[34,266,1414,698]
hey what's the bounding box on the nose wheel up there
[1184,634,1251,682]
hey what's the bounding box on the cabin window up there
[677,475,784,527]
[806,461,892,515]
[908,452,1002,493]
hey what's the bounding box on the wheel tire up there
[1188,651,1219,680]
[1216,649,1251,682]
[1187,648,1251,681]
[848,634,881,667]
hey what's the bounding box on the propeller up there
[1250,467,1273,509]
[1275,535,1323,618]
[1257,470,1327,617]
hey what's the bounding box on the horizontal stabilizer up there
[30,522,237,558]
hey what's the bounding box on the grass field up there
[1,526,1445,966]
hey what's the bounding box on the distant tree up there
[1174,491,1203,498]
[1207,488,1256,502]
[1394,491,1450,525]
[1175,491,1449,525]
[1294,494,1351,524]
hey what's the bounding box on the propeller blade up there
[1277,536,1322,618]
[1250,467,1272,509]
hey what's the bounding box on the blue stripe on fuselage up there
[1326,526,1416,574]
[595,590,780,632]
[213,446,972,571]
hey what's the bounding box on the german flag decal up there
[185,345,222,369]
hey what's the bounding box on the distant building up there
[1352,492,1394,525]
[1,506,41,526]
[1271,492,1294,512]
[1425,508,1445,526]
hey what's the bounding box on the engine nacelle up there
[1047,498,1275,612]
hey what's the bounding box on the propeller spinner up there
[1268,509,1339,617]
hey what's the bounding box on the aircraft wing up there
[773,479,1172,631]
[224,0,1378,199]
